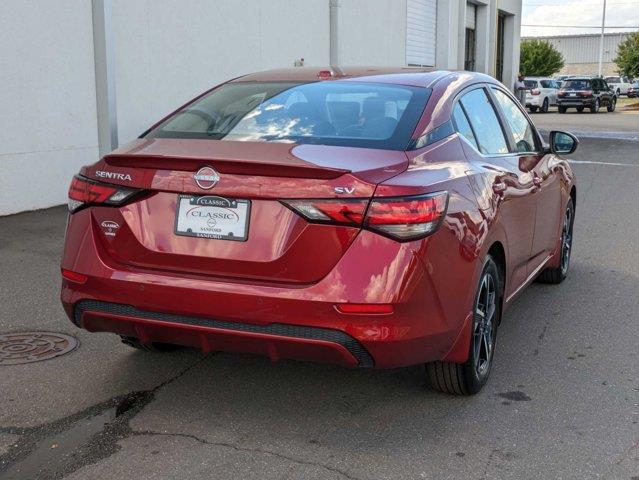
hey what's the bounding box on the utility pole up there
[597,0,607,77]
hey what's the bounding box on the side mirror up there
[549,130,578,155]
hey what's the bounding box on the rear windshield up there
[145,81,431,150]
[563,79,591,90]
[524,80,538,88]
[605,76,621,83]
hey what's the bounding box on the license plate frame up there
[174,194,251,242]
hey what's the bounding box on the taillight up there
[558,89,566,98]
[364,192,448,240]
[68,175,140,213]
[531,88,541,96]
[580,90,593,97]
[280,199,368,226]
[281,191,448,241]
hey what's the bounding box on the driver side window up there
[491,88,537,154]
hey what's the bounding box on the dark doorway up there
[496,13,505,81]
[465,28,476,71]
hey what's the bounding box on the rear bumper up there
[557,98,595,107]
[74,299,373,367]
[61,209,478,369]
[526,96,542,107]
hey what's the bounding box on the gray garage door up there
[406,0,437,67]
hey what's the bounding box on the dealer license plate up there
[174,195,250,241]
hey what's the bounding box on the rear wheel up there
[426,256,501,395]
[540,98,549,113]
[590,99,600,113]
[576,107,584,112]
[558,106,567,113]
[607,97,616,112]
[529,106,538,113]
[120,336,181,352]
[537,198,574,284]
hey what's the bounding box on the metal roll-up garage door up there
[406,0,437,66]
[466,3,476,30]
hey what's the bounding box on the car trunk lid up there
[82,139,408,283]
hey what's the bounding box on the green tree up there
[614,32,639,79]
[519,39,565,77]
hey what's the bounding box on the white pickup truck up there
[604,76,632,96]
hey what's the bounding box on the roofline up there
[230,67,500,89]
[522,31,637,40]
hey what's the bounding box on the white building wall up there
[435,0,521,91]
[334,0,407,66]
[113,0,330,145]
[499,0,522,91]
[0,0,99,216]
[0,0,522,216]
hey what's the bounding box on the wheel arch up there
[487,241,506,287]
[487,241,506,324]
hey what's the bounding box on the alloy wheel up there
[472,272,496,377]
[560,205,573,275]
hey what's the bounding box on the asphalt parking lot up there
[1,123,638,478]
[532,101,639,141]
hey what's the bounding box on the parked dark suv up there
[557,77,616,113]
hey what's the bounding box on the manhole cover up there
[0,332,78,366]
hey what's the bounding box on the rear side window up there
[145,81,431,150]
[459,89,508,155]
[492,89,537,153]
[524,80,538,89]
[452,104,478,149]
[540,80,553,88]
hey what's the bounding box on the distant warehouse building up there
[522,32,636,76]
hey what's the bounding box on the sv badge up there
[334,187,355,194]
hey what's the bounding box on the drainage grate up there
[0,332,78,366]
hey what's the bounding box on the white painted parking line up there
[568,160,639,167]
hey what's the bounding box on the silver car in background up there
[524,77,560,113]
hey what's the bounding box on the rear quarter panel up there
[376,136,486,340]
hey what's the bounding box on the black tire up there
[558,106,567,113]
[120,335,181,352]
[426,256,502,395]
[616,88,621,97]
[537,198,575,284]
[529,106,538,113]
[540,98,549,113]
[590,99,600,113]
[607,97,616,112]
[576,107,584,112]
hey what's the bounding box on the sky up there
[522,0,639,37]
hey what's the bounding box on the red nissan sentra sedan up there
[61,67,577,395]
